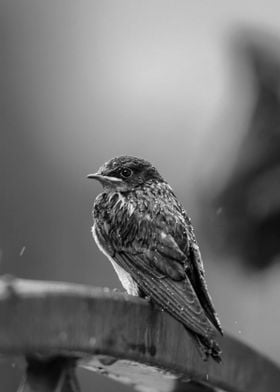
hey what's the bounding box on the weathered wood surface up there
[0,277,279,392]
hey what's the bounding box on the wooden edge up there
[0,276,279,392]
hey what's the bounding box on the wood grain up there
[0,277,279,392]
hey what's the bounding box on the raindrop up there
[19,246,26,256]
[238,330,242,334]
[206,374,209,381]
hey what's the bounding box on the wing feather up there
[187,243,223,335]
[113,251,216,339]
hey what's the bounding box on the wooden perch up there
[0,277,279,392]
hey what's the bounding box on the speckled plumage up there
[89,156,223,362]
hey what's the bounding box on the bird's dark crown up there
[92,156,165,191]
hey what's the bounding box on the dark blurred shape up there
[215,31,280,271]
[21,357,79,392]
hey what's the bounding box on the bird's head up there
[87,156,164,192]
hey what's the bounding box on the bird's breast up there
[92,223,139,296]
[93,188,188,252]
[94,191,135,218]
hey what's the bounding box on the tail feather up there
[187,329,222,363]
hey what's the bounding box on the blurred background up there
[1,0,280,390]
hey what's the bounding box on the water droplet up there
[180,307,185,312]
[19,246,26,256]
[206,374,209,381]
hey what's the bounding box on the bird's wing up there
[187,242,223,335]
[112,249,215,339]
[175,208,223,335]
[105,205,217,339]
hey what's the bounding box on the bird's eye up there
[120,168,132,178]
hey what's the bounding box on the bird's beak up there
[87,173,122,186]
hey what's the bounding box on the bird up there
[87,155,223,362]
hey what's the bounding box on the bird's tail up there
[187,329,222,363]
